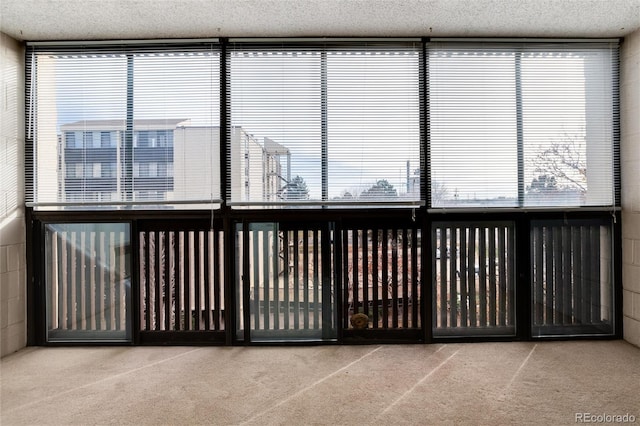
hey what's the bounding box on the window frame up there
[25,38,620,212]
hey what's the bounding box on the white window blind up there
[429,46,518,207]
[429,42,618,208]
[520,45,618,207]
[25,39,618,211]
[229,42,422,206]
[26,43,220,209]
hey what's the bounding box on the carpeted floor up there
[1,340,639,425]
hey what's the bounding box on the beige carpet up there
[2,340,639,425]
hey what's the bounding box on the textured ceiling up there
[1,0,639,41]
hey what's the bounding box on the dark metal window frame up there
[25,38,622,346]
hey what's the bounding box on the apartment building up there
[54,120,290,206]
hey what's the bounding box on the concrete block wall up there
[622,28,640,347]
[0,32,26,357]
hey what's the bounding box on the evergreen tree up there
[282,175,309,200]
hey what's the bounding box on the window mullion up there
[321,50,328,203]
[125,53,134,202]
[515,50,524,207]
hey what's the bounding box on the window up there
[229,42,422,206]
[101,131,114,148]
[26,40,618,210]
[429,47,518,207]
[428,42,618,208]
[27,43,220,208]
[65,132,76,148]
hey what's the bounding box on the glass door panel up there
[45,223,131,342]
[236,222,336,342]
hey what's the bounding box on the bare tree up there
[431,181,449,205]
[530,135,586,193]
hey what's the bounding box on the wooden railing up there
[531,219,613,335]
[340,226,421,331]
[432,222,516,335]
[139,228,225,332]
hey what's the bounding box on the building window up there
[101,131,115,148]
[65,132,76,148]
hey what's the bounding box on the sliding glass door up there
[45,223,131,342]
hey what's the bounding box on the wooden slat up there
[505,224,515,326]
[488,226,497,327]
[313,229,320,329]
[164,232,172,330]
[154,231,162,330]
[90,232,97,330]
[80,231,88,330]
[438,227,447,328]
[402,229,409,328]
[459,228,468,327]
[60,232,68,330]
[572,226,582,325]
[262,226,268,330]
[303,230,310,330]
[371,229,379,329]
[499,226,507,326]
[553,226,563,325]
[272,229,280,330]
[342,229,349,328]
[353,230,359,318]
[478,227,487,327]
[184,231,191,331]
[204,231,211,331]
[73,231,81,330]
[120,230,127,331]
[382,229,389,328]
[293,230,300,330]
[100,232,108,330]
[533,226,544,325]
[283,230,290,330]
[590,225,601,323]
[448,227,457,328]
[467,227,476,327]
[411,228,419,328]
[562,226,572,325]
[391,229,399,329]
[213,230,222,330]
[194,231,202,330]
[109,231,117,330]
[363,229,370,321]
[176,231,183,330]
[544,227,554,326]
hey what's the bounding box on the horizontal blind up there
[26,44,220,209]
[228,43,422,206]
[520,44,618,207]
[428,42,618,208]
[429,45,520,208]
